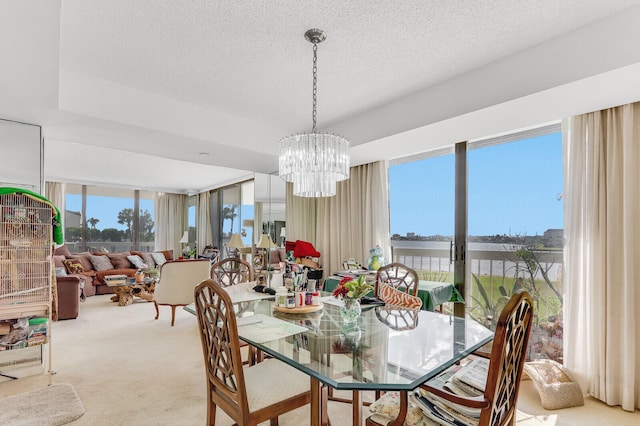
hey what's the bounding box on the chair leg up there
[170,305,177,326]
[207,391,216,426]
[270,417,278,426]
[154,301,159,320]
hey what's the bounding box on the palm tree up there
[222,205,237,235]
[87,217,99,229]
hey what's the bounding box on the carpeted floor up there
[0,295,638,425]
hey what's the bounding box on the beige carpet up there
[0,383,84,426]
[0,295,638,425]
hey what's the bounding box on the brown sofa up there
[55,276,82,320]
[53,245,174,297]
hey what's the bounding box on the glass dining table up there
[185,293,493,426]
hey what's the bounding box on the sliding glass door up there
[389,148,456,288]
[467,128,563,361]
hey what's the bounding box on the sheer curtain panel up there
[285,182,317,244]
[316,161,391,278]
[197,191,212,249]
[564,102,640,411]
[155,193,187,256]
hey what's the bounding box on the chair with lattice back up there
[375,263,419,297]
[366,290,534,426]
[194,278,311,426]
[210,257,253,287]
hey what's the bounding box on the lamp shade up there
[280,227,286,237]
[178,231,189,244]
[256,233,276,249]
[227,233,245,249]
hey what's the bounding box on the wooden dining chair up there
[366,291,534,426]
[375,263,419,297]
[210,257,253,287]
[194,278,311,426]
[210,257,259,365]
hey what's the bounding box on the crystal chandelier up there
[279,28,350,197]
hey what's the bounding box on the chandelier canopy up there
[279,29,350,198]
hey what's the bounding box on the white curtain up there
[44,181,65,217]
[45,181,65,244]
[285,182,317,244]
[316,161,391,278]
[564,102,640,411]
[197,191,212,250]
[155,193,187,257]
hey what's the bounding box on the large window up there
[389,124,563,362]
[64,184,155,253]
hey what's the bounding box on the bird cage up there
[0,192,53,306]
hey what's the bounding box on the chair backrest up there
[375,263,419,296]
[194,278,250,421]
[153,259,211,305]
[210,257,253,287]
[481,291,534,426]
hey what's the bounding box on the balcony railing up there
[392,243,564,362]
[65,241,155,253]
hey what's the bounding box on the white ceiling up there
[2,0,640,194]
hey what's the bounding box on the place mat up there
[224,281,275,303]
[236,314,308,344]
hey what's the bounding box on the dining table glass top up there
[187,293,493,392]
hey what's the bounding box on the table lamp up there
[227,233,245,257]
[256,233,276,268]
[279,227,286,247]
[178,230,190,258]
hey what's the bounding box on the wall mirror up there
[253,172,286,285]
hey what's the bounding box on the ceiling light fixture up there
[279,28,350,197]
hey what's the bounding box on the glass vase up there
[340,298,362,324]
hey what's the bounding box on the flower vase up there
[340,298,362,324]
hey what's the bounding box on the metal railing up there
[65,241,155,253]
[392,243,564,362]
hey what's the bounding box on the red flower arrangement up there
[332,275,373,300]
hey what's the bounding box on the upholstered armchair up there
[153,259,210,326]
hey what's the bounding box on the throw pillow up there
[127,255,146,269]
[368,391,436,426]
[54,266,68,277]
[63,259,84,274]
[141,253,156,269]
[151,252,167,267]
[89,255,114,271]
[107,252,132,269]
[68,254,94,271]
[378,282,423,310]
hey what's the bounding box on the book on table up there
[105,275,128,286]
[412,356,489,426]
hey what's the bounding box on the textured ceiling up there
[2,0,640,193]
[59,0,638,129]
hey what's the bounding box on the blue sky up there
[389,132,563,237]
[66,195,154,230]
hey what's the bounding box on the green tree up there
[66,227,82,242]
[222,205,237,234]
[117,208,134,238]
[87,217,99,229]
[139,209,155,241]
[101,228,123,242]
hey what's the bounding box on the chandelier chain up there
[312,42,318,133]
